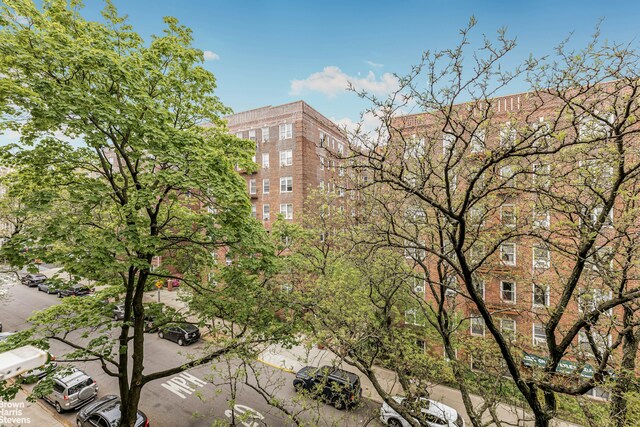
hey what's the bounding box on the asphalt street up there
[0,272,383,426]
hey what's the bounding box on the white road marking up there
[160,371,208,398]
[224,404,266,427]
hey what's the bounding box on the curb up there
[256,358,296,374]
[34,396,73,427]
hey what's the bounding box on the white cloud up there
[290,66,398,98]
[203,50,220,61]
[365,60,383,68]
[332,111,382,135]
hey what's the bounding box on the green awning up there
[522,352,594,379]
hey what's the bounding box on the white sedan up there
[380,396,465,427]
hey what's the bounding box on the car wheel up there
[37,287,42,292]
[114,314,119,321]
[387,419,402,427]
[57,292,62,298]
[158,331,164,339]
[178,338,184,346]
[293,382,303,393]
[54,401,62,413]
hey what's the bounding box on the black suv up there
[158,323,200,346]
[21,273,47,287]
[293,365,362,409]
[58,284,91,298]
[77,395,149,427]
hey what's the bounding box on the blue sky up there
[4,0,640,139]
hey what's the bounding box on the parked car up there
[380,396,465,427]
[112,304,161,333]
[41,367,98,413]
[19,360,58,384]
[77,395,149,427]
[293,365,362,409]
[37,281,60,294]
[58,284,91,298]
[21,273,47,287]
[0,332,15,341]
[158,323,200,346]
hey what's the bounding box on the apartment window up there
[249,179,257,195]
[337,143,344,155]
[591,206,613,228]
[500,243,516,266]
[470,129,486,153]
[531,119,551,148]
[262,179,270,194]
[262,153,270,169]
[235,131,243,139]
[473,278,485,300]
[338,167,344,177]
[579,114,611,141]
[280,203,293,220]
[404,243,426,260]
[261,127,269,143]
[501,281,516,303]
[468,206,486,227]
[263,204,270,220]
[251,203,257,218]
[533,284,550,307]
[500,123,517,147]
[533,163,551,189]
[319,180,324,191]
[533,209,550,229]
[248,130,256,141]
[533,246,551,269]
[319,131,327,147]
[444,275,458,297]
[413,275,426,294]
[337,188,344,198]
[470,317,485,337]
[405,309,424,326]
[500,165,513,180]
[280,177,293,193]
[320,157,325,170]
[501,318,516,340]
[470,244,486,264]
[442,133,455,154]
[280,150,293,166]
[501,204,516,227]
[533,324,547,346]
[279,123,292,140]
[579,330,611,355]
[252,143,257,163]
[578,288,612,314]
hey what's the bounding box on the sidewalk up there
[1,385,68,427]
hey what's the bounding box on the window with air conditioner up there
[280,150,293,167]
[500,243,516,266]
[261,127,270,143]
[413,275,426,294]
[263,204,270,221]
[533,324,546,346]
[533,246,551,269]
[248,130,256,141]
[279,123,292,140]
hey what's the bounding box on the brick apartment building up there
[388,85,640,400]
[226,101,347,228]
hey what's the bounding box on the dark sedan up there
[58,284,91,298]
[21,273,47,287]
[158,323,200,346]
[77,395,149,427]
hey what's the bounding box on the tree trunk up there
[610,305,640,427]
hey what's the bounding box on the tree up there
[335,20,640,427]
[0,1,292,425]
